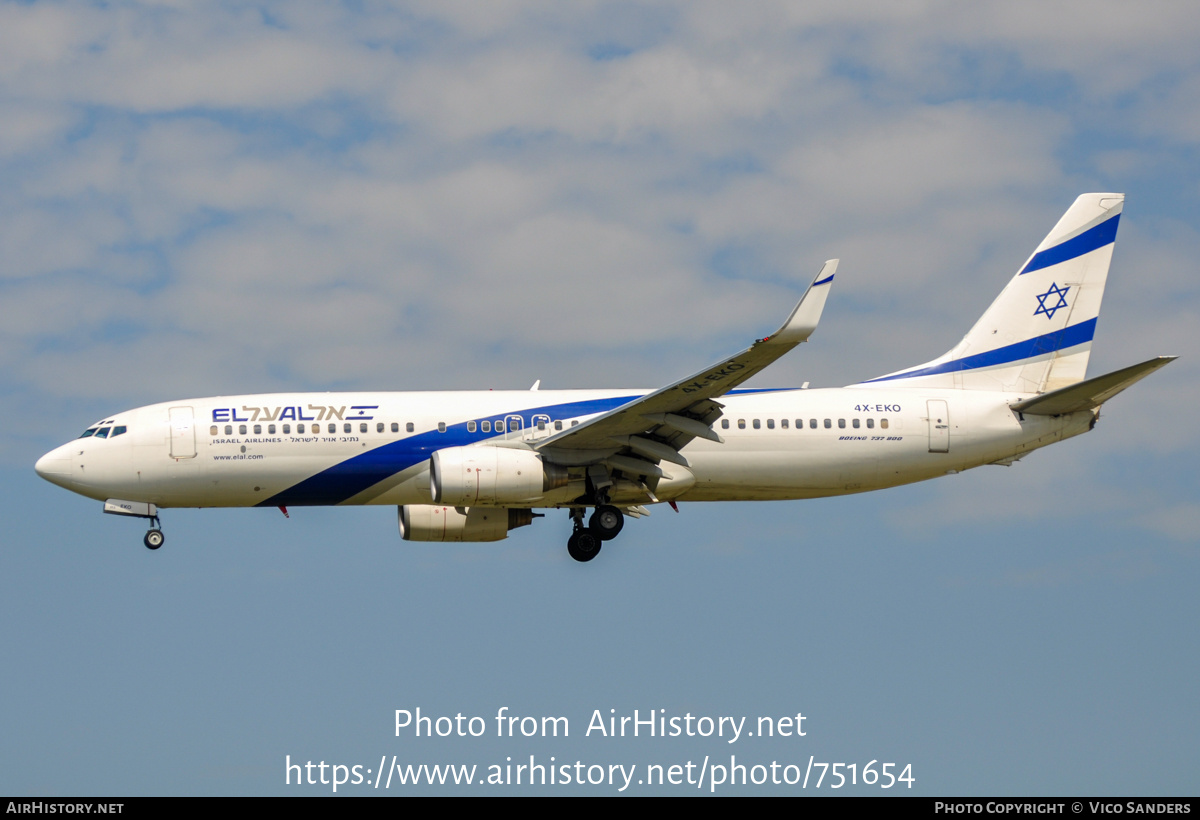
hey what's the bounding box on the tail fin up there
[864,193,1124,393]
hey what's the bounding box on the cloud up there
[1,1,1196,470]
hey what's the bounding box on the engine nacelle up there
[430,445,567,506]
[398,505,535,542]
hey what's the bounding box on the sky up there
[2,0,1198,796]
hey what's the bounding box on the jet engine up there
[398,505,535,542]
[430,445,568,506]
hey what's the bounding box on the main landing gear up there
[566,504,624,563]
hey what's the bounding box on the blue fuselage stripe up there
[1020,213,1119,275]
[255,387,792,507]
[864,318,1097,383]
[258,395,636,507]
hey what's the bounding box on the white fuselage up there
[34,386,1094,510]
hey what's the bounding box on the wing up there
[537,261,838,476]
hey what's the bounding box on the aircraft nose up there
[35,445,72,482]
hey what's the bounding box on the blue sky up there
[3,1,1197,795]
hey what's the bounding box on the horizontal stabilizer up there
[1011,356,1176,416]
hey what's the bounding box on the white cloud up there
[0,0,1195,469]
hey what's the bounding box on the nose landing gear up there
[101,499,166,551]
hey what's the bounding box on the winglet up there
[763,259,838,346]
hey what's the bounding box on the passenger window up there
[571,420,579,427]
[406,422,414,433]
[881,419,889,429]
[377,422,384,433]
[254,424,262,434]
[737,419,746,429]
[468,421,477,433]
[357,422,365,433]
[810,419,818,429]
[283,424,291,434]
[225,425,233,435]
[852,419,860,429]
[210,426,218,436]
[239,425,247,435]
[298,424,305,433]
[838,419,846,429]
[781,419,788,429]
[753,419,761,429]
[495,420,505,432]
[537,419,546,431]
[721,419,730,429]
[554,420,563,431]
[344,423,351,434]
[866,419,874,429]
[391,422,399,433]
[269,424,276,434]
[823,419,831,429]
[438,422,446,433]
[767,419,775,429]
[481,420,491,433]
[95,427,111,439]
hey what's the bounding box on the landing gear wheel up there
[567,529,602,563]
[144,529,164,550]
[589,505,624,541]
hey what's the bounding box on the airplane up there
[35,193,1174,562]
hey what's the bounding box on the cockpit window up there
[111,426,127,437]
[94,427,112,439]
[79,428,98,438]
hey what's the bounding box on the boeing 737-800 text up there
[35,193,1174,561]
